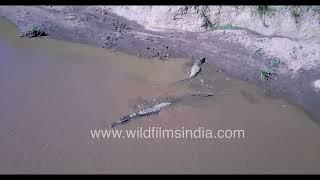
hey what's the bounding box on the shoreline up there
[1,6,320,123]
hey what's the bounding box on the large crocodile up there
[110,93,213,128]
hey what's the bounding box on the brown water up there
[1,18,320,174]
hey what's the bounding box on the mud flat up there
[1,17,320,174]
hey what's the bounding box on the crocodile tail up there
[111,114,134,128]
[110,122,119,128]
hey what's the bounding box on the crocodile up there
[110,93,213,128]
[171,57,206,86]
[189,57,206,79]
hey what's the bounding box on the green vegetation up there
[291,8,301,18]
[200,12,240,31]
[254,48,263,55]
[20,25,48,38]
[201,11,215,30]
[259,68,276,81]
[256,6,270,17]
[253,6,276,27]
[214,23,241,30]
[178,6,191,15]
[291,6,303,24]
[312,6,320,13]
[31,26,41,33]
[254,6,276,18]
[270,58,281,68]
[259,58,282,81]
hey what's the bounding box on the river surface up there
[0,18,320,174]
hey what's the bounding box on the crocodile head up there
[197,58,206,65]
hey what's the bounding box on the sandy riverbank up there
[0,6,319,122]
[1,17,320,174]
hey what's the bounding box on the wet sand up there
[1,18,320,174]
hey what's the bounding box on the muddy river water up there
[1,18,320,174]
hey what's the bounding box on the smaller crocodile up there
[189,57,206,79]
[110,93,213,128]
[172,57,206,86]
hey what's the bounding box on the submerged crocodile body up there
[110,93,213,128]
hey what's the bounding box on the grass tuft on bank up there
[20,25,48,38]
